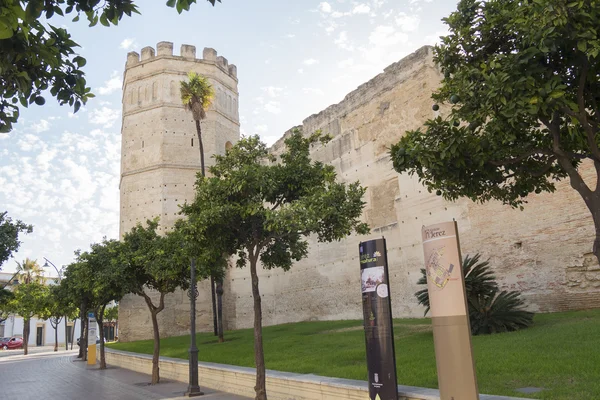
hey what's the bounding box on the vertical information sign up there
[87,312,97,365]
[422,221,479,400]
[359,238,398,400]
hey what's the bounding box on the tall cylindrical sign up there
[422,221,479,400]
[87,312,97,365]
[359,238,398,400]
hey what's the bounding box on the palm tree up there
[180,71,214,178]
[180,72,225,342]
[15,258,44,354]
[16,258,44,284]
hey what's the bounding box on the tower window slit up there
[191,138,194,147]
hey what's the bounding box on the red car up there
[1,337,23,350]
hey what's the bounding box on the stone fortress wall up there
[118,42,240,341]
[222,45,600,330]
[119,43,599,341]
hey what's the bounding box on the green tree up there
[39,284,74,352]
[81,239,128,369]
[104,304,118,323]
[121,219,189,384]
[0,0,221,133]
[16,257,44,284]
[391,0,600,264]
[179,71,223,341]
[0,288,14,325]
[8,282,49,355]
[62,257,93,360]
[181,131,369,400]
[0,212,32,268]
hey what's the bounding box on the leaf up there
[166,0,177,7]
[577,40,587,52]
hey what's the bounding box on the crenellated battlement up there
[125,42,237,79]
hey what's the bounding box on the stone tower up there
[118,42,240,342]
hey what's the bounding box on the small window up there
[142,140,144,148]
[191,138,194,147]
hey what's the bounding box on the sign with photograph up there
[359,238,398,400]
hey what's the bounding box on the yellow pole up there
[87,313,97,366]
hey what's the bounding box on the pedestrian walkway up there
[0,345,68,358]
[0,351,250,400]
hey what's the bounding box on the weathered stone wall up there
[120,43,599,340]
[118,42,240,342]
[222,45,599,330]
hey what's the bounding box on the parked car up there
[1,337,23,350]
[76,336,103,346]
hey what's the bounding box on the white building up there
[0,271,81,347]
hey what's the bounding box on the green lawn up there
[108,309,600,400]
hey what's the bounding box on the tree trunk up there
[195,120,205,177]
[150,310,160,384]
[217,279,224,343]
[83,316,88,362]
[23,317,29,355]
[141,292,165,385]
[54,321,58,352]
[64,317,68,351]
[96,306,107,369]
[71,318,76,350]
[250,258,267,400]
[211,276,217,336]
[78,303,86,358]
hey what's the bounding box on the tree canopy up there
[181,130,369,400]
[0,0,221,133]
[390,0,600,262]
[0,212,32,268]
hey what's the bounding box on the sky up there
[0,0,458,276]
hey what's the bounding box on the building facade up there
[118,44,599,341]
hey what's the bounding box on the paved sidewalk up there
[0,345,70,358]
[0,351,250,400]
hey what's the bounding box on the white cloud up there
[264,101,281,114]
[254,124,268,133]
[97,71,122,95]
[284,34,296,38]
[303,58,319,66]
[89,107,120,128]
[318,2,332,13]
[303,88,325,96]
[352,4,371,14]
[369,25,408,47]
[298,69,304,74]
[395,13,420,32]
[120,38,138,50]
[261,86,284,98]
[338,58,355,68]
[31,119,50,134]
[334,31,354,51]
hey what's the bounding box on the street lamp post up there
[185,258,203,397]
[43,258,68,351]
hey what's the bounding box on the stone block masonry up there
[119,43,598,341]
[118,42,240,341]
[223,45,598,330]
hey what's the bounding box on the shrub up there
[415,253,534,335]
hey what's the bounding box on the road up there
[0,350,249,400]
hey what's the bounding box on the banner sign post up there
[421,221,479,400]
[359,238,398,400]
[87,312,97,365]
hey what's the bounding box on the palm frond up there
[180,72,214,121]
[414,253,533,335]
